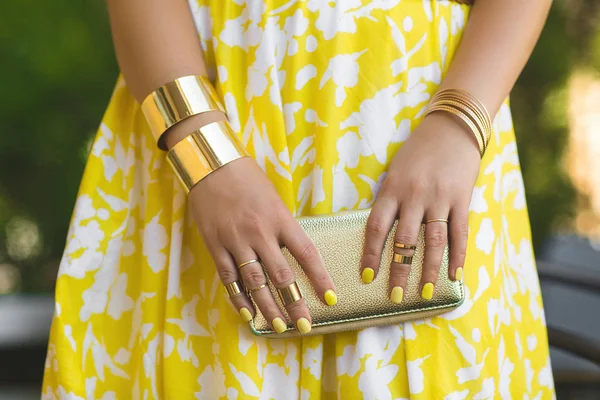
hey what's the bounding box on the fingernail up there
[272,317,287,333]
[324,289,338,306]
[390,286,404,304]
[421,283,434,300]
[361,268,374,284]
[239,307,252,322]
[297,317,312,334]
[455,267,464,281]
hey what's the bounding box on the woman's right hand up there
[188,156,337,334]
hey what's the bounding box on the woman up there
[43,0,555,398]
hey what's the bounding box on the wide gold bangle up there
[141,75,226,150]
[166,121,249,193]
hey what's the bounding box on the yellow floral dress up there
[43,1,555,398]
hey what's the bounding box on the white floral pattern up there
[43,1,554,398]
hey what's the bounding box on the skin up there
[363,0,552,298]
[105,0,551,333]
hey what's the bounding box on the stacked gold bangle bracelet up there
[140,75,248,193]
[425,89,492,157]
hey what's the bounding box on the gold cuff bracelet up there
[166,120,249,194]
[141,75,226,150]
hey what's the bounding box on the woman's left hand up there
[360,112,482,303]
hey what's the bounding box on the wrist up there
[423,112,482,159]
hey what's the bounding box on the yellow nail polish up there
[239,307,252,322]
[421,283,434,300]
[390,286,404,304]
[455,267,464,281]
[272,317,287,334]
[297,317,312,334]
[361,268,374,284]
[324,289,338,306]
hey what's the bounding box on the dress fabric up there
[43,1,555,399]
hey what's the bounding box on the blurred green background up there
[0,1,599,293]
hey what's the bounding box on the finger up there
[232,248,288,334]
[421,212,450,300]
[212,248,255,323]
[448,206,469,281]
[361,196,397,284]
[280,217,337,306]
[389,202,423,304]
[256,241,312,335]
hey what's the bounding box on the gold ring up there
[247,283,268,293]
[238,259,261,269]
[393,254,413,265]
[224,281,244,297]
[425,218,449,224]
[277,282,303,306]
[394,242,416,250]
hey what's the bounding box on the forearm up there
[106,0,224,148]
[439,0,552,116]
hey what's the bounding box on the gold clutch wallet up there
[250,209,465,338]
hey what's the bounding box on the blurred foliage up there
[511,6,576,251]
[513,0,600,249]
[0,1,117,292]
[0,2,598,292]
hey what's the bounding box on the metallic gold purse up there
[250,209,465,338]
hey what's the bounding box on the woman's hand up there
[188,157,336,334]
[360,112,481,303]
